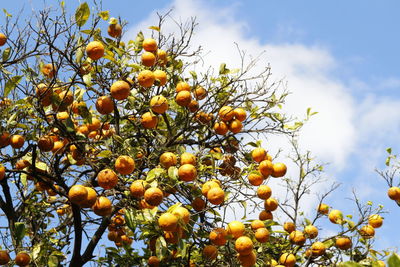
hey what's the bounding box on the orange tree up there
[0,2,396,267]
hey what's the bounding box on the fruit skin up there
[178,164,197,182]
[129,180,147,198]
[317,203,329,215]
[359,224,375,239]
[237,250,256,267]
[0,250,10,265]
[251,219,265,230]
[209,228,227,246]
[218,106,234,121]
[259,210,273,221]
[68,185,88,204]
[283,222,296,233]
[10,135,25,149]
[15,252,31,266]
[141,112,158,129]
[271,162,287,177]
[176,81,191,92]
[328,209,344,224]
[257,185,272,200]
[235,236,254,255]
[80,187,97,208]
[311,241,326,256]
[150,95,168,114]
[248,173,263,186]
[0,33,7,46]
[214,121,229,135]
[143,38,158,52]
[176,90,192,107]
[148,255,160,267]
[92,196,112,216]
[97,169,118,190]
[368,214,383,228]
[153,70,167,86]
[387,186,400,200]
[144,187,164,206]
[159,152,177,169]
[180,152,196,165]
[108,23,122,38]
[255,227,269,243]
[259,160,273,177]
[96,96,114,115]
[227,221,245,239]
[137,70,155,88]
[207,187,225,205]
[289,230,306,245]
[335,237,352,250]
[0,165,5,181]
[279,253,296,267]
[264,198,278,211]
[141,51,156,67]
[114,155,135,175]
[203,245,218,260]
[38,135,54,152]
[110,80,131,100]
[234,108,247,121]
[158,212,179,231]
[228,119,243,134]
[304,225,318,239]
[86,41,105,60]
[191,197,206,211]
[172,206,191,224]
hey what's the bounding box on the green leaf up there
[75,2,90,27]
[386,147,392,154]
[388,253,400,267]
[4,75,22,97]
[148,26,160,31]
[2,47,10,61]
[146,168,165,183]
[97,150,112,158]
[124,209,136,231]
[47,255,59,267]
[2,9,12,17]
[98,11,109,21]
[14,222,26,245]
[168,166,178,181]
[339,262,363,267]
[109,17,118,25]
[219,63,229,75]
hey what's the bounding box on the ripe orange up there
[176,81,191,92]
[264,198,278,211]
[259,160,273,177]
[311,241,326,256]
[0,132,10,147]
[156,49,167,65]
[191,197,206,211]
[259,210,273,221]
[42,63,57,78]
[137,70,155,88]
[158,212,179,231]
[80,187,98,208]
[141,51,156,67]
[227,221,245,239]
[228,119,243,134]
[214,121,229,135]
[207,187,225,205]
[250,219,265,230]
[209,228,227,246]
[96,96,114,115]
[153,70,167,86]
[279,253,296,267]
[0,250,10,265]
[218,106,234,121]
[172,206,191,224]
[304,225,318,239]
[188,100,199,112]
[328,209,343,224]
[203,245,218,260]
[88,117,101,131]
[159,152,177,169]
[108,23,122,38]
[175,91,192,107]
[150,95,168,114]
[36,83,52,106]
[317,203,329,215]
[271,162,287,178]
[86,41,105,61]
[144,187,164,206]
[257,185,272,200]
[194,86,207,100]
[38,135,54,152]
[178,164,197,182]
[255,228,269,243]
[283,222,296,233]
[110,80,131,100]
[92,196,112,216]
[143,38,158,52]
[115,155,135,175]
[68,185,88,204]
[359,225,375,239]
[234,108,247,121]
[368,214,383,228]
[248,172,263,186]
[164,230,179,244]
[387,186,400,200]
[15,252,30,267]
[148,255,160,267]
[97,169,118,190]
[0,33,7,46]
[0,165,5,181]
[335,236,352,250]
[237,250,256,267]
[141,112,158,129]
[289,230,306,245]
[10,134,25,149]
[180,152,196,165]
[201,181,221,196]
[235,236,253,255]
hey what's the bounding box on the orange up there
[250,219,265,230]
[255,228,269,243]
[56,111,69,120]
[138,199,155,210]
[15,252,30,267]
[80,187,98,208]
[0,250,10,265]
[156,49,167,65]
[229,119,243,134]
[304,225,318,239]
[248,172,263,186]
[96,96,114,115]
[141,51,156,67]
[311,241,326,256]
[252,148,266,163]
[172,206,191,224]
[88,117,101,131]
[237,250,256,267]
[259,210,273,221]
[317,203,329,215]
[153,70,167,86]
[164,230,179,244]
[203,245,218,260]
[86,41,105,61]
[191,197,206,211]
[283,222,296,233]
[68,185,88,204]
[115,155,135,175]
[143,38,158,52]
[144,187,164,206]
[227,221,245,239]
[137,70,155,88]
[207,187,225,205]
[129,180,147,198]
[51,140,65,154]
[159,152,177,169]
[257,185,272,200]
[178,164,197,182]
[289,230,306,245]
[201,181,220,196]
[234,108,247,121]
[148,256,160,267]
[264,198,278,211]
[92,196,112,216]
[180,152,196,165]
[141,112,158,129]
[35,83,52,106]
[209,228,227,246]
[10,134,25,149]
[0,132,10,147]
[0,33,7,46]
[335,236,352,250]
[214,121,229,135]
[188,100,199,112]
[158,212,179,231]
[279,253,296,267]
[271,162,287,178]
[42,63,57,78]
[175,90,192,107]
[328,209,343,224]
[108,23,122,38]
[368,214,383,228]
[387,186,400,200]
[194,86,207,100]
[150,95,168,114]
[110,80,131,100]
[359,225,375,239]
[38,135,54,152]
[235,236,253,255]
[97,168,118,190]
[176,81,191,92]
[218,106,234,122]
[259,160,273,177]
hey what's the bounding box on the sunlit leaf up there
[98,10,109,21]
[4,75,22,97]
[75,2,90,27]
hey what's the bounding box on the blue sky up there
[2,0,400,260]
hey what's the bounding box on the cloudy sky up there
[3,0,400,253]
